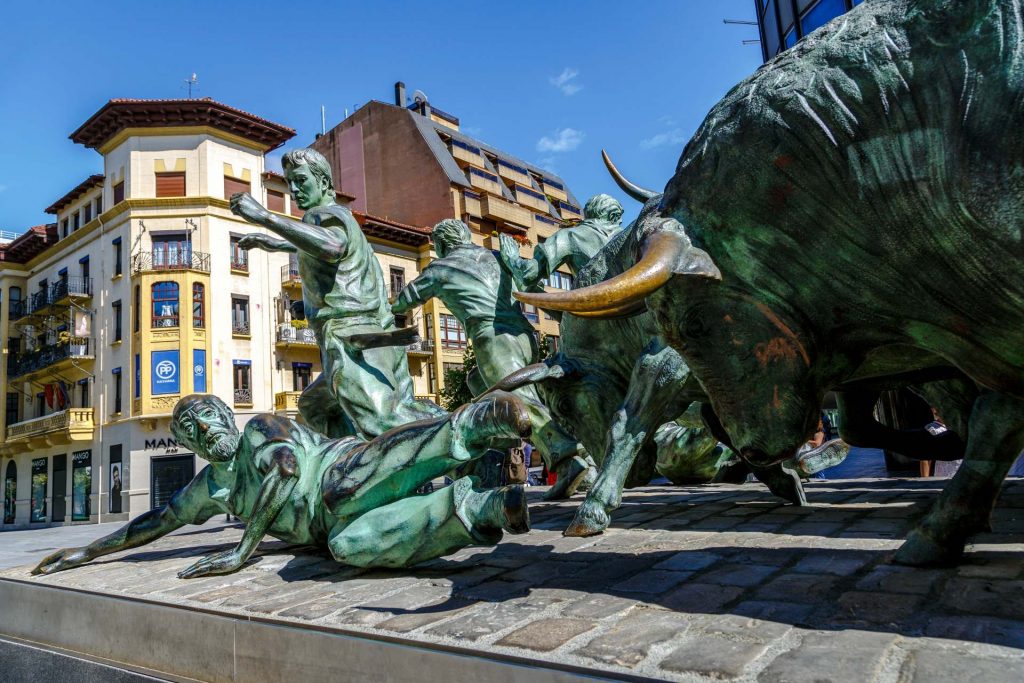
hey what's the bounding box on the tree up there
[439,344,477,411]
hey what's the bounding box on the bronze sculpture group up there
[34,0,1024,577]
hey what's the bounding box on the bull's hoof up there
[564,500,610,537]
[543,456,589,501]
[893,529,965,567]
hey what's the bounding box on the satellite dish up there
[412,89,429,105]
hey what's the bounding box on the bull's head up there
[515,152,822,468]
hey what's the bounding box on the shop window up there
[152,282,179,327]
[71,450,92,521]
[109,444,123,514]
[3,461,16,524]
[30,458,47,523]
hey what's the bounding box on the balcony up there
[4,408,95,446]
[276,325,318,347]
[513,185,549,212]
[450,139,483,166]
[496,160,532,187]
[232,320,251,336]
[406,339,435,356]
[233,389,252,406]
[467,167,504,196]
[230,255,249,273]
[558,200,581,220]
[9,338,95,380]
[274,391,301,415]
[541,178,568,202]
[462,190,482,218]
[50,277,93,305]
[132,250,211,274]
[481,194,532,229]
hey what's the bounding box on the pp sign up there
[151,350,180,395]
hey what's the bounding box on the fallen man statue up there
[32,392,531,577]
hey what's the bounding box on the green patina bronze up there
[33,392,531,577]
[231,148,443,440]
[519,0,1024,566]
[392,219,593,500]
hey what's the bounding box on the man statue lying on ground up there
[230,147,442,439]
[32,392,531,578]
[393,218,594,500]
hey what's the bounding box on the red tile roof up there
[261,171,357,202]
[0,224,58,263]
[71,98,296,151]
[45,174,104,215]
[353,211,431,246]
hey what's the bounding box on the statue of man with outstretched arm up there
[33,391,531,577]
[230,148,443,439]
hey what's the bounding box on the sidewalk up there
[2,478,1022,681]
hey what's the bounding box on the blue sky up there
[0,0,762,231]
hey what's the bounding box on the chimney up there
[395,81,406,107]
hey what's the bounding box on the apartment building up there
[311,83,583,392]
[0,98,432,528]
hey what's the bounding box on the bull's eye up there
[684,308,710,339]
[556,395,574,417]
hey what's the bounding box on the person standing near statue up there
[393,219,593,500]
[499,194,624,292]
[230,148,442,439]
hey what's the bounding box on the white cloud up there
[639,128,688,150]
[550,67,583,96]
[535,157,558,173]
[537,128,585,153]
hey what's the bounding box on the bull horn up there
[474,362,570,400]
[515,227,720,314]
[602,150,658,202]
[570,299,648,319]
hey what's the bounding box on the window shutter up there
[155,172,186,198]
[113,182,125,205]
[267,189,285,213]
[223,176,250,199]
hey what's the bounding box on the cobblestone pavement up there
[4,478,1024,682]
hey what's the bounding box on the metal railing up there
[281,264,301,284]
[233,389,252,405]
[230,255,249,272]
[50,277,93,302]
[6,408,95,440]
[132,250,211,274]
[232,321,251,336]
[276,326,317,345]
[407,340,435,354]
[9,338,94,379]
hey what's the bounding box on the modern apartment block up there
[311,83,583,386]
[0,98,433,529]
[755,0,865,62]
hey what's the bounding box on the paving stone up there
[611,569,692,594]
[426,596,551,641]
[695,563,778,588]
[686,613,791,643]
[652,551,722,572]
[940,578,1024,618]
[755,573,839,604]
[375,598,477,633]
[277,598,343,621]
[783,521,845,536]
[828,591,924,625]
[732,600,814,624]
[855,565,942,595]
[661,583,744,612]
[562,594,639,620]
[956,556,1023,579]
[573,609,689,668]
[332,585,457,625]
[792,552,871,576]
[898,648,1024,683]
[457,579,531,602]
[660,636,769,679]
[758,630,896,683]
[495,617,597,651]
[925,616,1024,649]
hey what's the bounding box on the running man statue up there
[230,148,442,439]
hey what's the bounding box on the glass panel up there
[802,0,848,35]
[785,27,798,48]
[72,450,91,521]
[778,0,795,35]
[30,458,46,522]
[763,0,781,57]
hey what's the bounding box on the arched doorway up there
[3,461,16,524]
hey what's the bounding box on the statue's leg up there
[748,463,808,506]
[327,476,528,568]
[323,391,531,520]
[296,375,355,438]
[895,390,1024,567]
[565,342,693,537]
[837,388,967,460]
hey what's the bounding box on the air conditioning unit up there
[277,324,296,341]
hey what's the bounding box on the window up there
[152,282,179,327]
[6,392,19,427]
[8,286,21,317]
[151,233,190,269]
[113,181,125,205]
[35,392,44,418]
[267,189,286,213]
[389,267,406,294]
[394,314,408,329]
[233,361,252,405]
[113,237,123,276]
[95,196,103,215]
[224,175,250,199]
[230,236,248,271]
[548,270,573,291]
[73,213,80,231]
[112,367,122,413]
[109,444,122,514]
[231,296,250,335]
[82,204,92,224]
[3,461,16,524]
[802,0,847,35]
[155,172,186,198]
[80,256,90,281]
[428,362,437,394]
[546,335,560,355]
[30,458,47,523]
[293,363,312,391]
[133,285,140,332]
[61,219,69,239]
[290,198,305,219]
[522,303,540,323]
[439,313,467,349]
[192,283,205,328]
[112,300,122,342]
[78,379,90,409]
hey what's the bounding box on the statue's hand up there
[177,548,246,579]
[238,233,276,252]
[498,233,521,266]
[31,547,91,575]
[230,192,271,224]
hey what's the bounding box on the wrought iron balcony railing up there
[281,263,301,285]
[9,338,94,379]
[233,389,252,405]
[50,277,93,302]
[232,321,251,336]
[132,250,211,274]
[231,256,249,272]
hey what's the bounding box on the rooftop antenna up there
[723,18,760,46]
[184,72,199,98]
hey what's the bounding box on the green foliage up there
[538,333,554,360]
[439,344,477,411]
